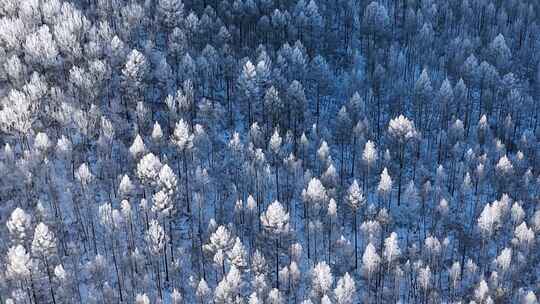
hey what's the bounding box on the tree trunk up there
[275,237,280,289]
[183,150,190,213]
[398,148,404,206]
[354,211,358,269]
[44,257,57,304]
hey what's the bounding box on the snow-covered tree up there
[6,208,31,244]
[346,179,365,269]
[310,261,333,300]
[362,140,378,190]
[388,115,417,205]
[334,272,356,304]
[5,245,31,280]
[261,200,289,288]
[362,242,380,289]
[377,167,393,205]
[32,223,56,256]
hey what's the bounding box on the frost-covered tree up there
[267,288,284,304]
[172,119,193,212]
[383,232,400,266]
[346,179,365,269]
[377,167,393,206]
[310,261,333,300]
[24,25,58,68]
[6,245,31,281]
[137,153,162,192]
[135,293,150,304]
[31,223,57,303]
[237,60,258,127]
[362,242,380,297]
[302,176,327,259]
[157,0,184,31]
[214,265,243,303]
[388,115,417,205]
[334,272,356,304]
[6,208,31,244]
[261,200,289,288]
[204,225,234,276]
[362,140,378,190]
[146,219,167,298]
[121,49,147,116]
[195,278,210,303]
[0,90,37,142]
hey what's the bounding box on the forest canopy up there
[0,0,539,303]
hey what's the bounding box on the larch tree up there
[237,60,259,127]
[261,200,289,289]
[129,133,147,161]
[97,202,124,301]
[171,119,193,213]
[24,25,58,69]
[334,272,356,304]
[362,242,380,298]
[0,89,37,145]
[302,177,327,259]
[309,55,332,126]
[267,288,284,304]
[362,140,378,192]
[121,49,147,118]
[157,0,184,32]
[5,245,32,297]
[196,278,210,303]
[362,1,389,78]
[377,167,393,207]
[387,115,417,206]
[268,129,283,201]
[146,219,167,299]
[413,69,433,133]
[31,223,57,304]
[136,152,163,199]
[346,179,365,270]
[310,261,333,301]
[6,208,31,245]
[327,198,337,262]
[204,225,234,277]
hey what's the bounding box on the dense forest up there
[0,0,539,303]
